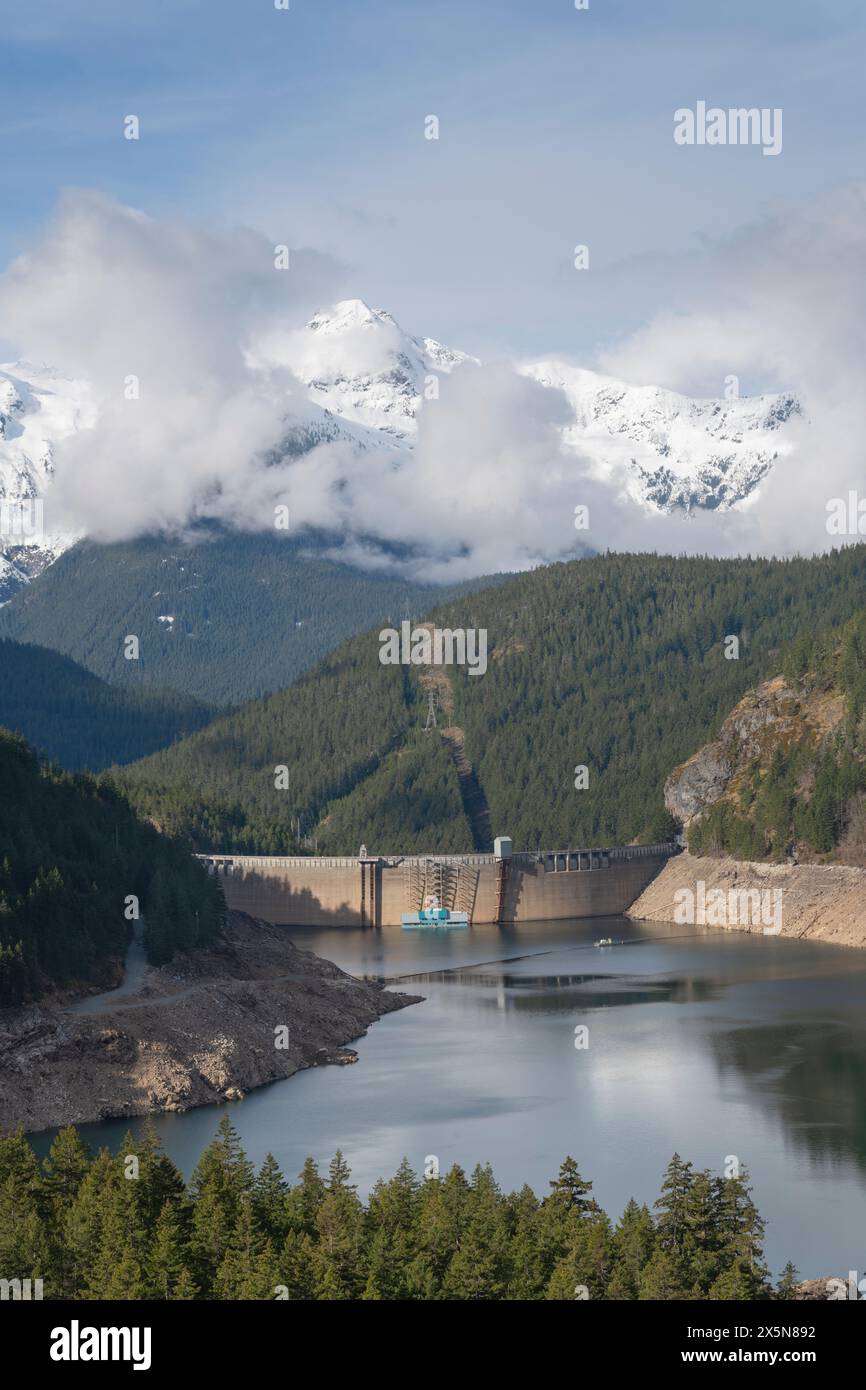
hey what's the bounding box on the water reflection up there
[710,1017,866,1169]
[31,914,866,1277]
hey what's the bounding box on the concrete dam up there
[199,842,679,928]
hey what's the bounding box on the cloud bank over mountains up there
[1,186,864,581]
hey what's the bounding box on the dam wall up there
[200,844,678,927]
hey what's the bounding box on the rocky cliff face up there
[664,675,844,827]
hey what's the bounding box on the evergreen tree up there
[188,1117,254,1291]
[285,1157,325,1237]
[0,1119,801,1303]
[546,1212,613,1301]
[638,1246,690,1300]
[83,1188,146,1300]
[252,1153,291,1247]
[607,1199,655,1300]
[547,1156,595,1215]
[214,1196,277,1300]
[776,1261,800,1300]
[654,1154,694,1258]
[148,1201,192,1300]
[505,1185,548,1300]
[441,1165,511,1300]
[312,1153,365,1300]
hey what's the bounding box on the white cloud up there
[0,190,345,542]
[598,183,866,556]
[3,186,866,579]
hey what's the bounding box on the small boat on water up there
[594,937,616,947]
[402,894,469,930]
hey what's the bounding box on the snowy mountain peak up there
[0,300,803,600]
[275,299,473,438]
[307,299,397,335]
[520,359,801,514]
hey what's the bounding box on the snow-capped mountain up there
[272,299,798,510]
[0,364,95,601]
[257,297,474,441]
[0,298,801,599]
[520,361,800,513]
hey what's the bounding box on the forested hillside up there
[0,729,225,1006]
[0,532,502,706]
[2,1119,788,1300]
[117,643,473,854]
[116,547,866,855]
[685,608,866,863]
[0,639,213,771]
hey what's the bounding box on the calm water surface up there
[36,917,866,1277]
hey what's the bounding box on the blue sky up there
[1,0,864,360]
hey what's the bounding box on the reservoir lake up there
[37,916,866,1278]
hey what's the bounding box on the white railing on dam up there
[197,842,679,874]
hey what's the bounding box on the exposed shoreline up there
[0,911,421,1134]
[628,850,866,948]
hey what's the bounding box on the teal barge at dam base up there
[197,841,679,928]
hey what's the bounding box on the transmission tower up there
[423,687,439,732]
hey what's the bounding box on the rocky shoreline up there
[0,911,421,1133]
[629,850,866,948]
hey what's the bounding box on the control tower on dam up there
[198,842,679,928]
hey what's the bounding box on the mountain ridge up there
[113,547,866,857]
[1,298,802,599]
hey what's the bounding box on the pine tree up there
[148,1201,191,1300]
[41,1125,91,1214]
[63,1149,117,1298]
[214,1196,278,1300]
[278,1229,318,1300]
[130,1119,187,1232]
[505,1186,547,1299]
[654,1154,694,1257]
[441,1166,511,1300]
[547,1156,595,1215]
[776,1261,800,1300]
[682,1169,724,1296]
[189,1117,254,1288]
[713,1168,770,1300]
[312,1153,365,1300]
[545,1213,613,1301]
[285,1156,325,1237]
[83,1188,146,1300]
[607,1199,655,1300]
[252,1154,290,1246]
[362,1160,421,1299]
[638,1246,690,1300]
[0,1172,52,1290]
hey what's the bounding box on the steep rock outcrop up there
[664,676,844,827]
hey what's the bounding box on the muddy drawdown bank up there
[628,850,866,948]
[0,911,421,1132]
